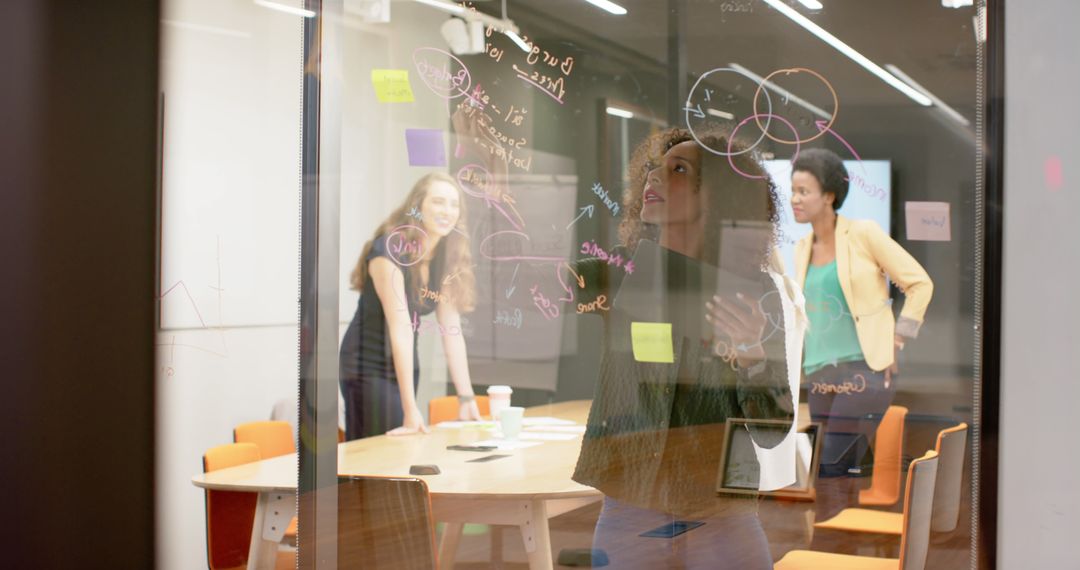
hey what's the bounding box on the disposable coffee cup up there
[487,385,513,421]
[499,407,525,440]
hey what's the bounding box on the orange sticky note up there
[631,322,675,363]
[371,69,414,103]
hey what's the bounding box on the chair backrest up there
[337,475,437,570]
[898,450,939,570]
[931,422,968,532]
[203,442,261,570]
[234,420,295,459]
[428,395,491,425]
[860,405,908,506]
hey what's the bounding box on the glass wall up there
[166,0,990,568]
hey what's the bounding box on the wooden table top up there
[191,399,600,500]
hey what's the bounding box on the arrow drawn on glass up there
[566,204,595,229]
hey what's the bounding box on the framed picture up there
[716,418,822,500]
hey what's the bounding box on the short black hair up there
[793,148,849,210]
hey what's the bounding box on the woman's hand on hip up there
[387,405,429,436]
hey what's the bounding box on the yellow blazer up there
[795,215,933,371]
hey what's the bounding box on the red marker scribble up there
[1045,155,1063,192]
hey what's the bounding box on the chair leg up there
[439,522,464,570]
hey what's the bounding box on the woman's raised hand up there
[387,405,430,436]
[706,292,767,364]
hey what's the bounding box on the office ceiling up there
[501,0,978,117]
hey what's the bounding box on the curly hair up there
[792,147,850,210]
[618,127,781,270]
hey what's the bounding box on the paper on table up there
[469,439,543,450]
[432,418,494,427]
[371,69,415,103]
[525,425,586,434]
[405,128,447,167]
[521,417,577,426]
[905,201,951,241]
[520,432,578,441]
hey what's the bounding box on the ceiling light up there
[884,64,971,126]
[796,0,824,9]
[760,0,932,106]
[414,0,465,15]
[583,0,627,16]
[942,0,974,7]
[254,0,316,18]
[606,106,634,119]
[706,108,735,120]
[728,63,832,120]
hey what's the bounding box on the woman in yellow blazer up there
[790,149,933,482]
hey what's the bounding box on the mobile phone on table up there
[466,454,510,463]
[639,520,706,538]
[446,444,497,452]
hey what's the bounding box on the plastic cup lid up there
[487,385,513,395]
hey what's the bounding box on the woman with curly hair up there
[570,128,804,569]
[339,172,482,439]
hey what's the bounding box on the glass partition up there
[323,0,986,567]
[160,0,992,568]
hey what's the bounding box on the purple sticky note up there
[405,129,447,167]
[905,201,951,242]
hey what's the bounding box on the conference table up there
[192,399,601,570]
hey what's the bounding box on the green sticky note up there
[371,69,414,103]
[631,322,675,363]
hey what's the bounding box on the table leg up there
[247,491,295,570]
[439,522,464,569]
[247,493,279,570]
[518,500,553,570]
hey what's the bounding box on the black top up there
[570,242,794,517]
[339,235,446,387]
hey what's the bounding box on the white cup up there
[487,385,513,421]
[499,406,525,440]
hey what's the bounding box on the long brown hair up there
[619,127,780,270]
[350,173,477,312]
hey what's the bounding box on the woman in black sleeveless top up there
[339,173,482,439]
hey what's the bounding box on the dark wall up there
[0,1,158,566]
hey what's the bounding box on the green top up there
[803,260,864,375]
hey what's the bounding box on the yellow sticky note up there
[371,69,414,103]
[631,322,675,363]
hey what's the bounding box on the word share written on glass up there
[371,69,414,103]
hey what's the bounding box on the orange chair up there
[775,450,940,570]
[428,395,491,425]
[858,405,908,507]
[203,443,262,570]
[234,421,294,459]
[234,421,298,544]
[814,423,968,537]
[204,442,296,570]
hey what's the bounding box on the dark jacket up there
[570,244,794,517]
